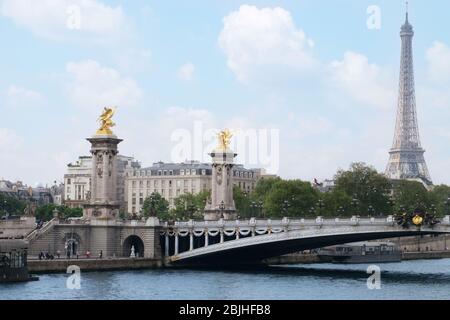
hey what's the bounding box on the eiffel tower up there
[385,9,432,186]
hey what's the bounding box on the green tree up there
[334,162,392,216]
[233,186,253,218]
[264,180,319,218]
[321,190,353,217]
[142,192,169,219]
[0,194,26,216]
[253,177,282,199]
[35,204,58,221]
[429,185,450,216]
[170,192,208,220]
[391,180,431,214]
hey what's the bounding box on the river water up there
[1,259,450,300]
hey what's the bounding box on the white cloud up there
[218,5,317,83]
[177,62,195,81]
[0,128,23,152]
[0,0,128,42]
[329,51,395,110]
[66,60,143,109]
[427,41,450,83]
[4,85,45,107]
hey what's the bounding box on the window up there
[163,170,167,176]
[202,169,206,175]
[158,170,162,176]
[67,178,71,184]
[139,181,143,188]
[147,181,151,188]
[132,181,136,188]
[180,170,185,175]
[139,198,144,205]
[169,170,173,175]
[191,169,196,175]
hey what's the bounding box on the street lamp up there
[337,206,345,217]
[351,196,359,216]
[317,199,325,216]
[219,201,225,219]
[281,200,290,216]
[367,205,375,217]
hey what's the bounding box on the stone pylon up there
[83,108,123,220]
[204,131,237,221]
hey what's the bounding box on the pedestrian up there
[99,250,103,259]
[86,250,91,259]
[56,250,61,259]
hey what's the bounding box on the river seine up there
[1,259,450,300]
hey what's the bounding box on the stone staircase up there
[26,219,59,256]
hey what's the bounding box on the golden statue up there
[412,215,423,226]
[96,107,116,135]
[217,129,233,151]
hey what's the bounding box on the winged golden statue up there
[96,107,116,135]
[217,129,233,151]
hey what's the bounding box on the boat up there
[0,239,39,283]
[317,241,402,264]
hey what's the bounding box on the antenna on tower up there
[405,1,409,22]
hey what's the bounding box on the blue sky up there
[0,0,450,186]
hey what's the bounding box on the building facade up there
[64,155,140,210]
[125,161,265,215]
[0,180,58,206]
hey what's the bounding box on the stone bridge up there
[162,216,450,266]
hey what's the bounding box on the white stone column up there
[220,229,224,243]
[174,234,179,255]
[189,231,194,251]
[205,231,209,247]
[236,228,240,240]
[165,234,169,257]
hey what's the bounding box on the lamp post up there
[351,196,359,216]
[282,200,290,216]
[386,196,395,217]
[337,206,345,217]
[367,205,375,218]
[219,201,225,219]
[317,199,325,216]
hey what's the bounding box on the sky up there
[0,0,450,186]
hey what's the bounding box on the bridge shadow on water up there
[171,264,450,285]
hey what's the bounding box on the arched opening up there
[123,235,145,258]
[63,233,82,258]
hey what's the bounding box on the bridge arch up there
[122,235,144,258]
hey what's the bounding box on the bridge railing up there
[169,216,398,229]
